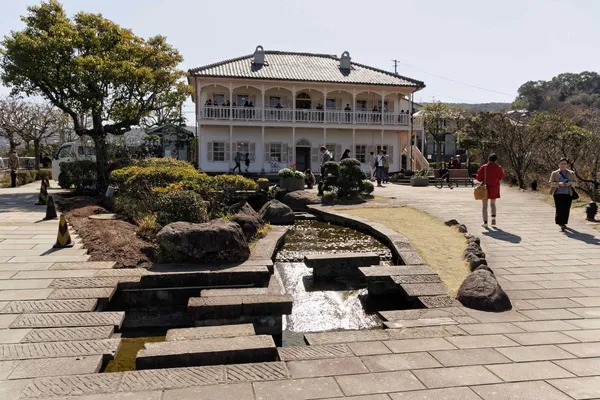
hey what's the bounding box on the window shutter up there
[288,145,293,165]
[388,145,394,164]
[311,147,319,163]
[335,144,342,161]
[225,142,231,161]
[249,142,256,162]
[281,143,288,163]
[207,142,213,162]
[265,143,270,162]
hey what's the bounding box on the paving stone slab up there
[165,324,255,341]
[378,308,468,322]
[347,341,392,356]
[558,342,600,358]
[13,270,97,279]
[383,317,457,329]
[49,276,140,288]
[505,331,579,345]
[200,287,270,297]
[0,328,31,344]
[304,329,391,346]
[188,294,293,320]
[548,377,600,400]
[445,334,519,349]
[487,361,576,382]
[277,344,353,361]
[335,370,426,396]
[226,361,290,383]
[0,299,97,314]
[430,348,511,367]
[7,355,103,379]
[118,365,225,392]
[458,323,525,335]
[21,326,115,343]
[417,295,462,308]
[359,265,435,279]
[287,357,368,378]
[383,337,456,353]
[48,287,116,300]
[95,268,150,277]
[20,372,122,398]
[0,339,120,361]
[163,382,254,400]
[555,358,600,377]
[50,261,116,270]
[136,335,277,369]
[413,365,502,389]
[562,329,600,342]
[360,352,441,372]
[253,376,343,400]
[496,344,576,362]
[472,381,573,400]
[386,325,467,340]
[391,275,442,285]
[389,387,482,400]
[513,320,580,332]
[10,311,124,329]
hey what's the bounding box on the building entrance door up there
[295,147,310,172]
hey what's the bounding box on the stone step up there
[188,294,292,320]
[49,276,141,289]
[417,295,462,309]
[165,324,256,341]
[0,338,120,361]
[0,299,98,314]
[135,335,277,369]
[199,274,283,297]
[21,326,115,343]
[278,344,354,361]
[383,317,458,329]
[305,252,380,278]
[10,311,125,329]
[294,212,317,221]
[6,355,103,379]
[378,308,467,322]
[50,261,117,270]
[140,265,270,288]
[304,329,391,346]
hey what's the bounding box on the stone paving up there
[1,182,600,399]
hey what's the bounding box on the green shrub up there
[322,158,371,200]
[153,185,208,226]
[10,169,52,186]
[110,164,201,197]
[210,174,258,205]
[58,161,97,190]
[134,158,193,169]
[412,168,430,178]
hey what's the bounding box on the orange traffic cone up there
[53,214,73,248]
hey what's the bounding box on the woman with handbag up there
[475,153,505,228]
[549,158,578,232]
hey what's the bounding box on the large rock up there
[231,213,263,241]
[259,200,294,225]
[229,201,259,218]
[157,221,250,262]
[456,269,512,312]
[281,191,320,212]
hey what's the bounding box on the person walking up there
[368,151,376,181]
[382,150,390,183]
[438,161,453,189]
[476,153,504,228]
[549,158,577,232]
[244,152,251,173]
[232,152,242,173]
[8,150,20,188]
[376,150,386,187]
[340,149,351,160]
[318,146,332,195]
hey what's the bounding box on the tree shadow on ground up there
[481,228,522,244]
[564,228,600,245]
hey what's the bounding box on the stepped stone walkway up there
[1,182,600,399]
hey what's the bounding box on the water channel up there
[276,220,393,344]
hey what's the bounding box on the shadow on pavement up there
[564,228,600,245]
[482,228,522,243]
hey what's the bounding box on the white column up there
[381,92,385,125]
[352,129,356,156]
[229,82,233,121]
[292,86,296,123]
[407,92,414,171]
[229,125,234,171]
[197,124,202,171]
[323,128,327,146]
[352,90,356,124]
[261,126,265,173]
[380,129,384,147]
[261,85,265,122]
[323,88,328,123]
[292,127,296,164]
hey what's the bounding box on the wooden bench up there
[449,169,473,186]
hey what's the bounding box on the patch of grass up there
[104,336,165,372]
[340,206,470,296]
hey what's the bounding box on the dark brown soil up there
[55,195,155,269]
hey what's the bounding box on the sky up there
[1,0,600,119]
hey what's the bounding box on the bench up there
[449,169,473,186]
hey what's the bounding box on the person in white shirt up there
[368,152,376,181]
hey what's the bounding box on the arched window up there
[296,139,311,147]
[296,92,312,110]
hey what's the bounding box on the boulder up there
[157,221,250,262]
[458,224,468,233]
[464,243,486,259]
[231,213,263,241]
[444,219,459,227]
[465,252,488,271]
[281,191,321,212]
[464,234,481,245]
[229,201,259,218]
[259,200,294,225]
[475,265,494,274]
[456,269,511,311]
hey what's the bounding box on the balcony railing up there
[199,106,414,126]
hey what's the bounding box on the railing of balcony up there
[199,106,413,125]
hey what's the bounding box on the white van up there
[51,141,96,181]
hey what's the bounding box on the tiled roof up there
[189,51,425,88]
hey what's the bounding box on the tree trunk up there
[436,142,442,164]
[34,140,40,171]
[91,134,109,192]
[9,138,17,153]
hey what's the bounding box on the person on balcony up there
[344,104,351,122]
[341,149,351,160]
[316,103,324,121]
[369,151,376,181]
[372,105,380,123]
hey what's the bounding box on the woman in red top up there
[476,153,505,227]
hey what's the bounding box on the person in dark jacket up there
[244,152,251,173]
[549,158,577,231]
[340,149,351,160]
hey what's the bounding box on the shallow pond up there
[104,335,165,372]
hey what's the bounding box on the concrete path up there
[0,182,599,399]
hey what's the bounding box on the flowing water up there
[276,220,392,339]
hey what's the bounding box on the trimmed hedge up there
[58,161,97,190]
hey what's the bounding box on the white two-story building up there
[189,46,428,174]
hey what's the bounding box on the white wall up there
[198,125,403,173]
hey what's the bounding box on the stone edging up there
[249,226,289,261]
[307,205,425,266]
